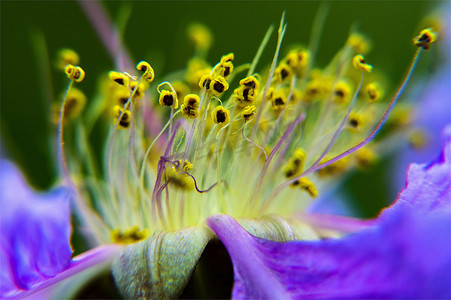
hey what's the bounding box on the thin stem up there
[57,79,75,186]
[242,127,268,160]
[250,113,305,209]
[251,14,287,143]
[139,110,181,188]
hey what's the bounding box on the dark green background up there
[0,0,439,217]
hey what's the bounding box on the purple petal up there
[389,124,451,214]
[20,245,122,299]
[207,131,451,299]
[0,160,72,298]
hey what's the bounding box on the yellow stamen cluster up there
[56,20,434,245]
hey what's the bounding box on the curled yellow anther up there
[65,65,85,82]
[136,61,155,83]
[352,55,373,72]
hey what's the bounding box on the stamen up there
[267,47,424,203]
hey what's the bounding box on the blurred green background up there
[0,0,438,218]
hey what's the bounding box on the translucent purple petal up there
[0,160,72,298]
[207,131,451,299]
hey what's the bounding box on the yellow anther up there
[181,104,199,119]
[211,76,229,96]
[355,147,378,170]
[181,94,200,119]
[63,88,87,118]
[352,54,373,73]
[159,90,178,108]
[183,94,200,109]
[178,159,193,172]
[165,167,194,190]
[199,74,213,90]
[347,112,365,132]
[217,54,234,80]
[284,149,306,178]
[241,105,257,122]
[109,71,130,86]
[303,78,332,102]
[136,61,155,83]
[291,178,318,198]
[332,80,352,104]
[347,33,371,54]
[285,49,309,75]
[65,65,85,82]
[111,226,149,244]
[129,81,148,98]
[239,75,260,90]
[266,87,275,102]
[112,105,131,129]
[220,53,234,65]
[317,156,349,177]
[187,23,213,51]
[413,28,437,50]
[271,90,287,109]
[211,106,230,125]
[275,63,291,83]
[365,82,384,102]
[56,48,80,71]
[285,51,300,69]
[234,86,257,106]
[113,87,131,106]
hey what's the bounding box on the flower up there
[1,2,450,299]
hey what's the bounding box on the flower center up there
[56,23,433,244]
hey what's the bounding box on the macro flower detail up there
[1,2,449,298]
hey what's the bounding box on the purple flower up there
[2,3,450,299]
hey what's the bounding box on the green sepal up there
[112,226,213,299]
[238,214,319,242]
